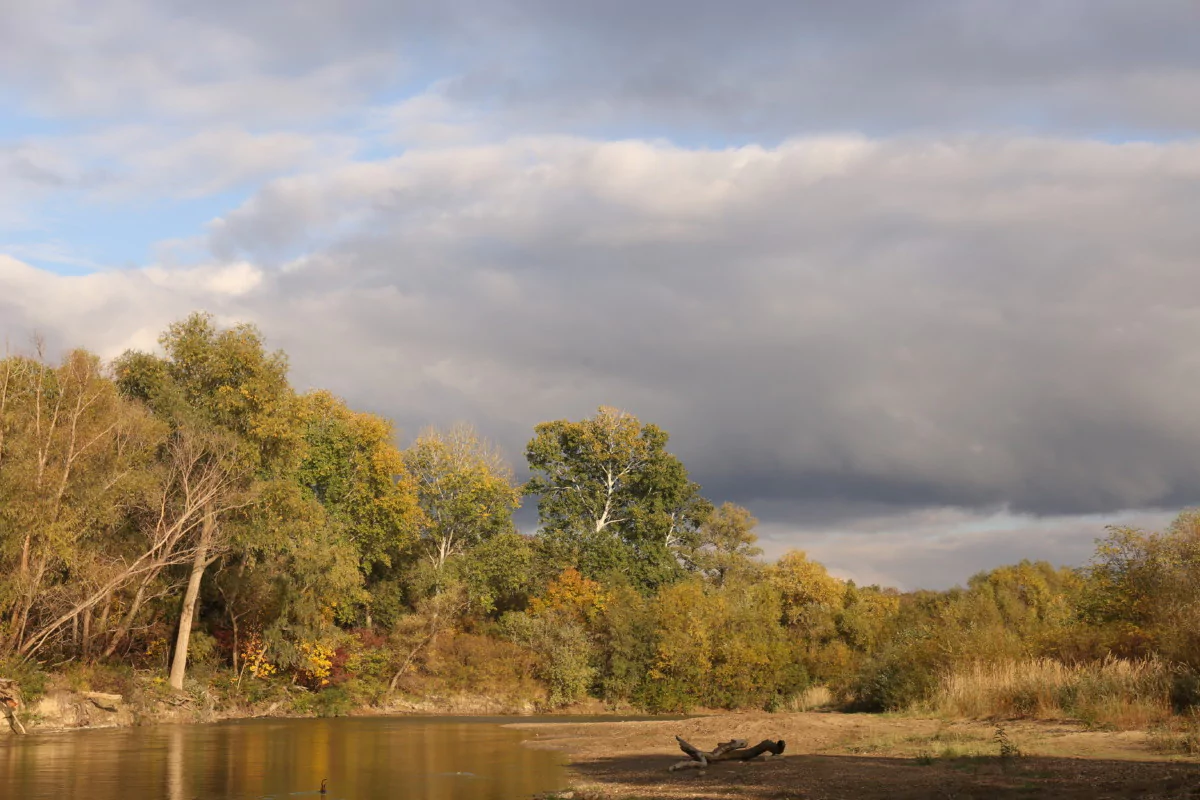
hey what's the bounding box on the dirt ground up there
[510,711,1200,800]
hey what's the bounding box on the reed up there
[927,656,1174,728]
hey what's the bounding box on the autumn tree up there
[677,502,763,586]
[403,424,521,575]
[0,349,165,659]
[1081,513,1200,664]
[114,312,301,690]
[525,406,710,590]
[297,390,421,572]
[770,549,845,632]
[644,579,799,712]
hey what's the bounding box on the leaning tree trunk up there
[668,736,786,771]
[0,678,26,734]
[168,505,213,691]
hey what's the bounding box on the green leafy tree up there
[0,349,165,659]
[404,424,521,574]
[114,312,302,690]
[677,502,763,586]
[297,390,422,572]
[451,532,536,616]
[525,406,710,590]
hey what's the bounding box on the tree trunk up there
[90,593,112,658]
[229,610,240,676]
[669,736,786,771]
[0,679,26,735]
[168,505,213,691]
[103,573,154,659]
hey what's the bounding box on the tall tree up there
[115,312,300,690]
[297,390,421,572]
[403,424,521,575]
[0,349,164,659]
[677,502,763,587]
[525,406,710,589]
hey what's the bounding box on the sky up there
[2,0,1198,589]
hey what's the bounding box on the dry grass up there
[779,685,834,712]
[927,656,1174,729]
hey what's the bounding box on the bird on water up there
[320,778,327,795]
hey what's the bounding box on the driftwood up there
[0,678,26,734]
[668,735,786,771]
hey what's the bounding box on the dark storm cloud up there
[3,0,1200,135]
[194,135,1200,522]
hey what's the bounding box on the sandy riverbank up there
[511,711,1200,800]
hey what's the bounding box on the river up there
[0,716,582,799]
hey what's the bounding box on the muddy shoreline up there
[0,686,653,737]
[509,711,1200,800]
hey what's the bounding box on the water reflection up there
[0,716,570,800]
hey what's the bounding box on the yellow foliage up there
[242,634,276,679]
[297,641,336,687]
[771,550,845,628]
[530,567,609,623]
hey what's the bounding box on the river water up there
[0,716,579,800]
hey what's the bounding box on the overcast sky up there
[2,0,1197,589]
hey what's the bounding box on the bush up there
[500,612,594,707]
[293,685,356,717]
[1170,668,1200,713]
[188,631,219,668]
[850,648,942,712]
[423,632,541,699]
[0,657,49,703]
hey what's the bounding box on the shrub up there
[0,657,48,703]
[849,647,943,712]
[1170,667,1200,713]
[422,632,541,699]
[292,685,356,717]
[500,612,594,707]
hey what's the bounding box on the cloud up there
[4,0,1200,137]
[8,132,1200,536]
[6,3,1200,590]
[0,255,265,358]
[755,506,1178,591]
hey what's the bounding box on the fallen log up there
[668,735,786,771]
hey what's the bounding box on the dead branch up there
[669,735,786,771]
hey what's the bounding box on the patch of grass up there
[1147,719,1200,755]
[844,734,900,754]
[904,725,989,747]
[0,656,49,703]
[927,656,1175,729]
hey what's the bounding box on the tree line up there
[2,312,1199,719]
